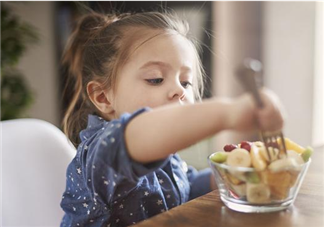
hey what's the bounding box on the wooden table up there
[135,145,324,227]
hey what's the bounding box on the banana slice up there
[287,150,304,165]
[253,141,264,148]
[259,146,279,162]
[246,183,271,204]
[268,158,299,172]
[250,144,267,171]
[226,149,251,167]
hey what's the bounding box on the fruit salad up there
[209,138,312,204]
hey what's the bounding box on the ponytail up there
[62,13,110,147]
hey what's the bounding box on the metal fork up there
[236,58,287,162]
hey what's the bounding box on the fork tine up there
[262,132,288,160]
[279,132,287,156]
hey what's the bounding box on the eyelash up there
[145,78,164,85]
[181,81,193,89]
[145,79,193,88]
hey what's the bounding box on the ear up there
[87,81,115,115]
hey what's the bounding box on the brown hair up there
[62,11,206,147]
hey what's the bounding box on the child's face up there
[110,32,196,118]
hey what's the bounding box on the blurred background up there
[1,1,323,169]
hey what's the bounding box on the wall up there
[312,2,323,147]
[262,2,316,147]
[7,2,60,126]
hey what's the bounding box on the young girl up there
[60,11,285,227]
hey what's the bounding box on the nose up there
[168,82,185,101]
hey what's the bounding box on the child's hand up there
[228,88,286,132]
[256,88,286,131]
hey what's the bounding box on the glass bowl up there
[208,152,311,213]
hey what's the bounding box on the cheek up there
[115,89,162,114]
[130,93,164,109]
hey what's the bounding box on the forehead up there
[125,29,197,70]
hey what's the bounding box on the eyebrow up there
[139,61,192,72]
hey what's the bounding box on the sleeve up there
[187,166,213,200]
[82,108,169,203]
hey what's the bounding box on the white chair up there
[1,118,76,226]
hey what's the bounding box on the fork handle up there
[236,59,264,109]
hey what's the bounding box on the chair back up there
[1,119,76,226]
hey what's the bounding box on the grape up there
[240,141,251,152]
[223,144,238,152]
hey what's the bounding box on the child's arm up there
[125,89,284,163]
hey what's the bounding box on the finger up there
[257,90,285,131]
[257,110,283,131]
[260,88,287,118]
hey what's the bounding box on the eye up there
[181,81,193,89]
[145,78,164,85]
